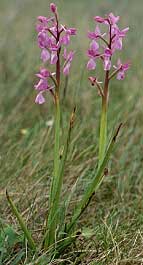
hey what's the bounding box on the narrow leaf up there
[6,190,36,251]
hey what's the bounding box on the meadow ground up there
[0,0,143,264]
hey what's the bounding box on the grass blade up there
[6,190,36,251]
[67,124,122,233]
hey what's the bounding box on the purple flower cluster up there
[34,3,76,104]
[87,13,130,80]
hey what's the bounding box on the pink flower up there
[35,68,50,78]
[66,28,77,35]
[34,79,49,91]
[41,49,50,62]
[63,62,71,75]
[103,48,112,71]
[60,34,70,45]
[94,13,119,25]
[87,48,100,59]
[114,59,130,80]
[108,13,120,25]
[38,31,51,49]
[87,40,100,70]
[37,16,48,23]
[35,92,45,104]
[63,49,74,75]
[87,35,100,70]
[60,27,76,46]
[112,26,129,51]
[88,25,106,40]
[36,16,55,32]
[50,3,57,13]
[94,16,107,23]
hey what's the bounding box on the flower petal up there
[35,92,45,104]
[87,59,96,70]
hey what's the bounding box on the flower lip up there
[34,79,49,91]
[87,49,100,59]
[104,48,112,57]
[35,92,45,104]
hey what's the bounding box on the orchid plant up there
[34,3,76,249]
[87,13,130,166]
[6,4,130,260]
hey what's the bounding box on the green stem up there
[6,190,36,251]
[44,94,61,248]
[98,98,107,167]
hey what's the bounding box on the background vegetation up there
[0,0,143,264]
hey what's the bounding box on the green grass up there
[0,0,143,264]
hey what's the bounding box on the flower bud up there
[50,3,57,13]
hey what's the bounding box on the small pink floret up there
[35,92,45,104]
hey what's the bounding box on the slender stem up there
[44,94,60,248]
[98,96,107,166]
[44,13,62,248]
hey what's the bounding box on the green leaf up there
[6,191,36,251]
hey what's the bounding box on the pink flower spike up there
[51,51,58,64]
[41,49,50,62]
[35,92,45,104]
[50,3,57,13]
[87,59,96,70]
